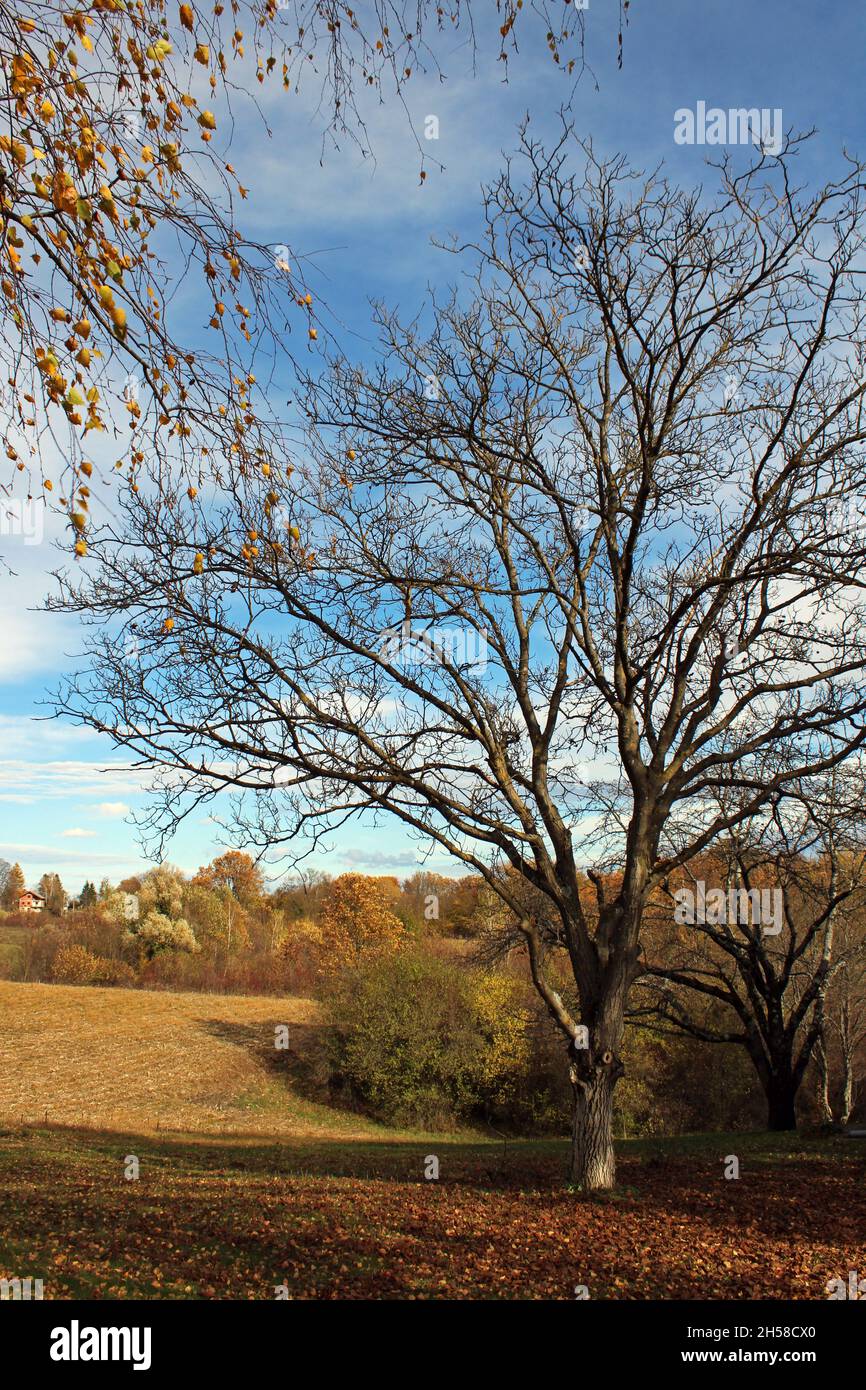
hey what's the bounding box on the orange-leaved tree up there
[319,872,406,972]
[193,849,263,906]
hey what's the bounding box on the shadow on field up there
[6,1121,865,1213]
[4,1124,866,1292]
[6,1119,573,1190]
[199,1015,322,1075]
[198,1012,371,1127]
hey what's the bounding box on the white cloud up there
[0,603,73,683]
[0,759,144,802]
[338,845,463,874]
[0,840,135,868]
[0,841,151,895]
[61,827,96,838]
[0,715,99,749]
[0,503,83,685]
[96,801,130,819]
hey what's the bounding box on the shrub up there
[50,944,135,986]
[321,949,532,1129]
[94,957,137,987]
[128,910,200,961]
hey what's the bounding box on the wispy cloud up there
[0,760,143,802]
[0,716,99,748]
[339,846,461,874]
[0,840,140,869]
[0,604,75,684]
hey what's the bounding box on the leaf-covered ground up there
[1,1127,863,1300]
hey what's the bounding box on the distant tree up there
[78,880,98,909]
[193,850,263,906]
[38,871,66,915]
[447,876,495,938]
[117,876,142,895]
[297,869,332,901]
[2,862,26,910]
[320,874,407,972]
[132,911,199,962]
[137,864,185,920]
[127,864,198,960]
[400,871,456,929]
[183,880,252,963]
[271,870,332,922]
[0,859,10,897]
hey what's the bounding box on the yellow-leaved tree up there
[319,871,406,972]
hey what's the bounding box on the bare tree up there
[51,130,866,1188]
[635,776,866,1130]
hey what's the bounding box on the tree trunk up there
[815,1036,833,1125]
[569,1065,617,1190]
[840,1053,853,1127]
[766,1073,797,1131]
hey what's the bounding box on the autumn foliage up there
[322,950,532,1128]
[318,872,407,973]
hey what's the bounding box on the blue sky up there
[1,0,863,894]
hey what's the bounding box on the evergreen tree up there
[78,881,98,909]
[2,863,26,911]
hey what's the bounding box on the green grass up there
[0,925,26,976]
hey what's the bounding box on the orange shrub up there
[51,944,135,987]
